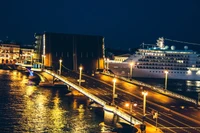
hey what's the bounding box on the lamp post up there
[106,58,109,70]
[112,78,117,105]
[142,91,148,117]
[59,59,62,75]
[164,70,168,90]
[130,62,133,79]
[79,66,83,86]
[128,100,137,113]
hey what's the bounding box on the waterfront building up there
[34,33,43,63]
[35,32,105,73]
[113,54,131,63]
[0,43,20,64]
[19,46,34,64]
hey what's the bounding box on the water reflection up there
[0,70,104,133]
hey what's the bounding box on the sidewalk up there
[135,123,163,133]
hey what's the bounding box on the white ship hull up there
[109,62,200,80]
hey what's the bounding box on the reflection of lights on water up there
[99,122,113,132]
[78,104,85,119]
[36,94,46,108]
[73,99,78,109]
[187,80,200,87]
[51,93,66,130]
[26,86,37,96]
[195,81,200,87]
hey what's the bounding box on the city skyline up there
[0,0,200,49]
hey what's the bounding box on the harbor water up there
[0,70,114,133]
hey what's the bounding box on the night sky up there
[0,0,200,49]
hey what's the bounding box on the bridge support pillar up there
[104,107,119,126]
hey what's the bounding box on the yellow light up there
[125,103,130,107]
[113,78,116,83]
[164,70,168,74]
[130,62,133,66]
[79,66,82,70]
[142,91,148,96]
[59,59,62,63]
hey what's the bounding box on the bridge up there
[44,69,143,126]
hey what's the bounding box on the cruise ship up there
[107,37,200,80]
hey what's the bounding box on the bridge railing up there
[45,69,107,106]
[104,105,142,125]
[44,69,143,125]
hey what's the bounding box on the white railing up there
[45,70,107,106]
[44,69,143,125]
[104,105,142,125]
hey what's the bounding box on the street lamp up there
[106,58,109,70]
[79,66,83,86]
[129,62,133,79]
[164,70,168,90]
[142,91,148,117]
[125,101,137,113]
[112,78,117,105]
[59,59,62,75]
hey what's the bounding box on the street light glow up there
[59,59,62,75]
[164,70,168,74]
[125,103,130,107]
[142,91,148,96]
[129,62,133,79]
[113,78,116,83]
[79,65,83,86]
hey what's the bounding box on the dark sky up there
[0,0,200,49]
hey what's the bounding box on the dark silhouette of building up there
[35,32,105,73]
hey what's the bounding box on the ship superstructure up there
[108,38,200,80]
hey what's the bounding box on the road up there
[60,70,200,133]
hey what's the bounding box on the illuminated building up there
[0,43,20,64]
[19,47,34,64]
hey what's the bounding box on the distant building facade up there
[114,54,131,62]
[19,47,34,64]
[0,42,34,65]
[35,32,105,72]
[34,33,43,63]
[0,43,20,64]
